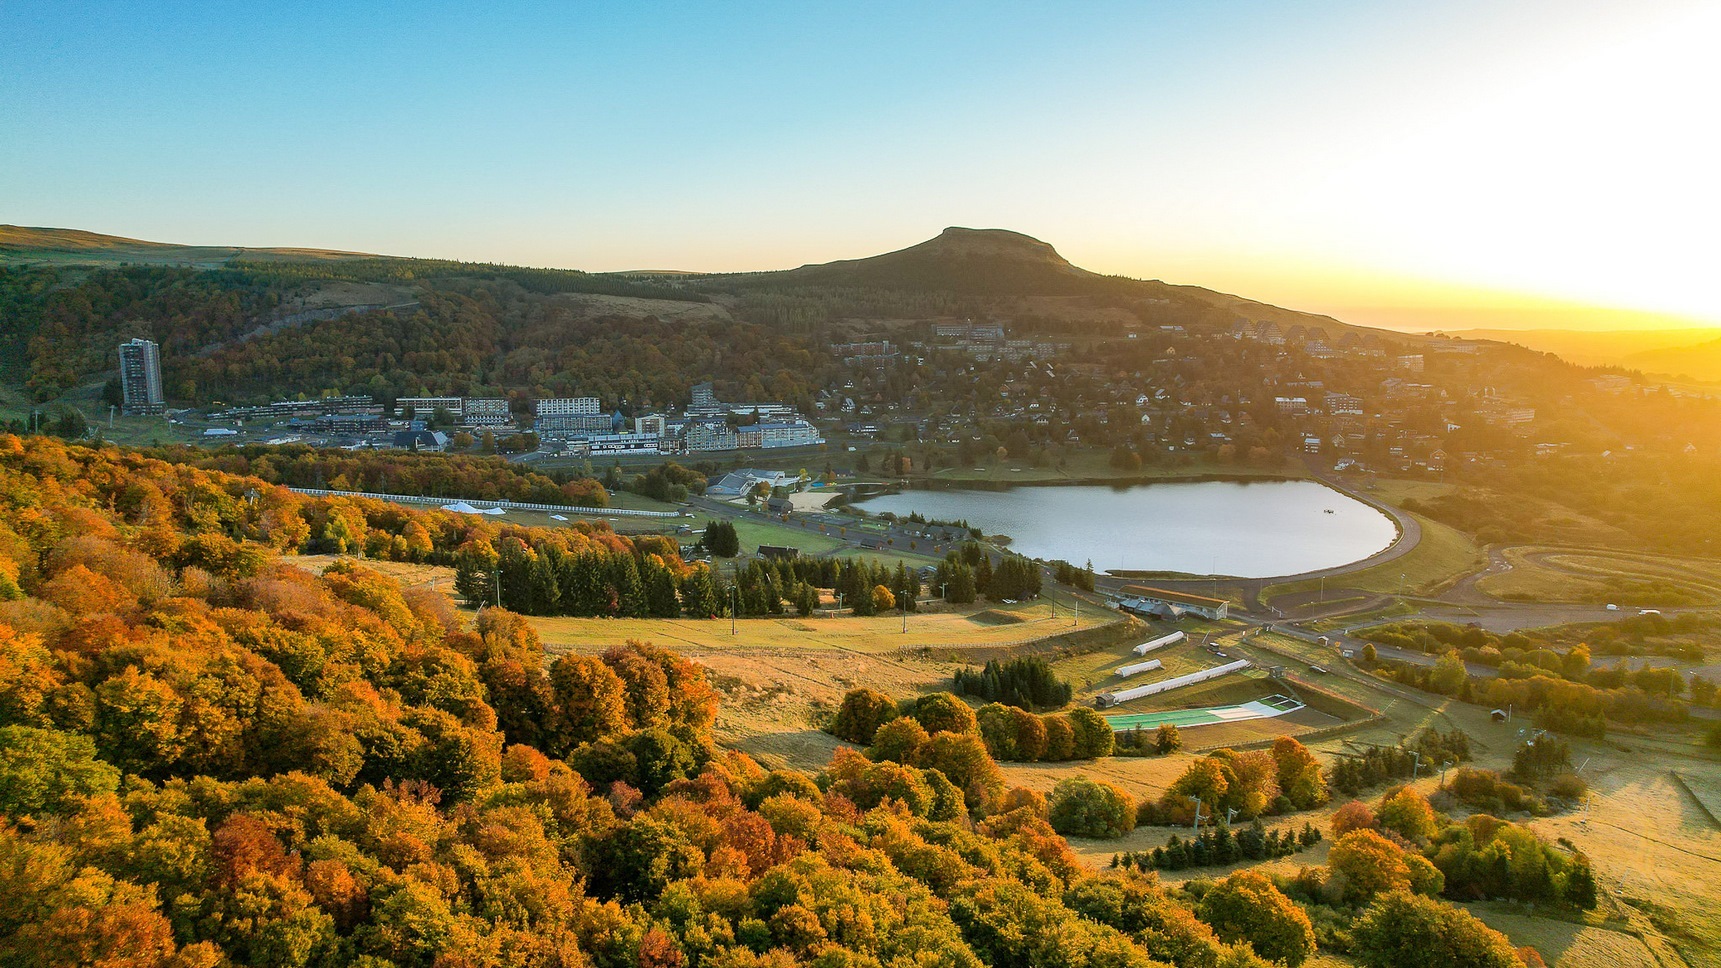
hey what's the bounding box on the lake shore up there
[850,479,1397,578]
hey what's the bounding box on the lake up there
[851,480,1397,578]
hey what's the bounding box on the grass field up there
[530,595,1121,657]
[724,517,849,556]
[1477,546,1721,606]
[1461,906,1660,968]
[288,554,457,590]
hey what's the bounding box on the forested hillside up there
[0,253,815,408]
[0,435,1551,968]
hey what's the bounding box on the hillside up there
[1449,327,1721,370]
[753,226,1113,295]
[695,226,1410,345]
[0,223,380,267]
[1623,336,1721,382]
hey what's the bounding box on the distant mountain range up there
[1450,327,1721,382]
[0,223,1411,345]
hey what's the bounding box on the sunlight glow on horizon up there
[3,1,1715,332]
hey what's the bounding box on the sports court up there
[1105,694,1304,732]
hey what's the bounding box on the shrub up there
[1156,723,1183,754]
[1048,777,1136,838]
[1330,800,1377,837]
[1196,870,1317,968]
[829,688,898,745]
[867,716,930,764]
[1327,829,1441,904]
[918,731,1004,811]
[1351,891,1521,968]
[1067,707,1115,759]
[905,692,979,736]
[1377,786,1440,843]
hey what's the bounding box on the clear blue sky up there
[5,1,1716,330]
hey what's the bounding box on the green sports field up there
[1105,695,1303,732]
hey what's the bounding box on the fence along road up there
[287,487,684,518]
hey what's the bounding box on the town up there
[107,306,1613,489]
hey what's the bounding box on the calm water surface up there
[852,480,1396,578]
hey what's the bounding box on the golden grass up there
[1460,906,1660,968]
[1477,547,1721,605]
[530,598,1119,656]
[287,554,458,592]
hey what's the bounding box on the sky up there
[4,0,1718,332]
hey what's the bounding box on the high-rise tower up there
[118,337,165,414]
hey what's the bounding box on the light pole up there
[731,583,738,636]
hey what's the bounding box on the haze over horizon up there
[4,0,1716,333]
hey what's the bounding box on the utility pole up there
[731,583,738,636]
[1411,750,1422,780]
[493,566,501,608]
[1191,796,1205,836]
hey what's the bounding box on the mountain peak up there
[767,227,1090,294]
[915,226,1073,265]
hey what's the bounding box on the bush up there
[1327,829,1443,904]
[918,731,1004,811]
[1048,777,1137,838]
[1330,800,1377,837]
[1157,723,1183,754]
[867,716,931,764]
[1351,891,1521,968]
[829,688,898,745]
[1377,786,1440,843]
[1196,870,1317,968]
[1067,707,1115,759]
[905,692,978,736]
